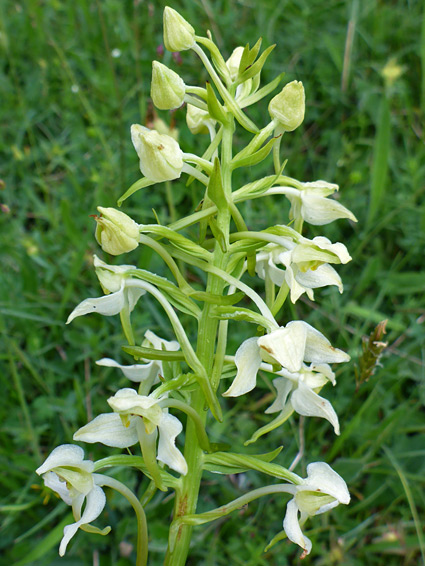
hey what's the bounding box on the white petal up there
[223,337,262,397]
[144,330,180,351]
[300,192,357,226]
[297,322,350,365]
[265,377,294,414]
[310,236,352,264]
[127,288,145,312]
[302,180,339,196]
[295,264,343,294]
[43,472,73,505]
[93,254,135,274]
[36,445,92,476]
[284,264,308,303]
[93,256,135,293]
[96,358,160,383]
[66,289,126,324]
[73,413,139,448]
[283,498,312,556]
[157,413,187,475]
[304,363,336,386]
[59,485,106,556]
[303,462,350,507]
[291,381,340,435]
[107,389,163,425]
[258,322,307,373]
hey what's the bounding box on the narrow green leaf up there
[367,97,391,225]
[117,177,156,206]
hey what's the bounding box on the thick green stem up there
[164,118,234,566]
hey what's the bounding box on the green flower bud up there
[186,104,215,135]
[95,207,140,256]
[268,80,305,132]
[151,61,186,110]
[131,124,183,182]
[226,46,244,81]
[163,7,195,52]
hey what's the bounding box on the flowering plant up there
[36,7,356,565]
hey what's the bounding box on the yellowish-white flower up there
[163,6,195,52]
[151,61,186,110]
[36,445,109,556]
[256,242,344,303]
[265,363,340,434]
[283,462,350,557]
[66,256,144,323]
[95,207,140,256]
[266,180,357,226]
[226,46,244,81]
[186,104,216,135]
[74,388,187,475]
[131,124,183,182]
[269,80,305,131]
[96,329,180,388]
[223,321,349,397]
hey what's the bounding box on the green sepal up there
[196,35,232,82]
[206,81,229,124]
[207,158,228,212]
[117,177,156,206]
[204,447,301,483]
[122,345,186,362]
[235,44,275,86]
[241,72,285,108]
[189,290,244,305]
[213,305,272,330]
[230,136,276,170]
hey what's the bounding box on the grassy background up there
[1,0,424,564]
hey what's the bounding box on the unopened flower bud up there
[131,124,183,182]
[151,61,185,110]
[163,7,195,52]
[186,104,215,135]
[152,117,179,140]
[95,207,140,256]
[269,80,305,132]
[226,46,244,81]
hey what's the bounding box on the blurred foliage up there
[1,0,424,565]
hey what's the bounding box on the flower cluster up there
[36,6,356,562]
